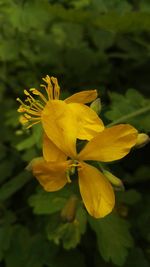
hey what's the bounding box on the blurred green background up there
[0,1,150,267]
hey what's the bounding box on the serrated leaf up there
[29,187,73,215]
[89,213,133,266]
[29,191,67,215]
[105,89,150,131]
[47,206,87,249]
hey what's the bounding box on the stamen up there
[24,93,44,110]
[42,75,53,100]
[26,120,41,129]
[19,115,28,124]
[51,76,60,100]
[66,170,72,183]
[17,106,26,112]
[30,88,48,103]
[17,98,41,116]
[24,114,31,119]
[24,90,35,102]
[17,75,61,128]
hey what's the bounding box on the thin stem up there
[107,106,150,127]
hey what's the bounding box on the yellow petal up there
[41,100,77,158]
[78,162,115,218]
[31,157,69,191]
[43,133,67,161]
[68,103,104,140]
[78,124,138,162]
[65,90,97,104]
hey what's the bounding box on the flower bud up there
[61,195,78,222]
[90,98,101,115]
[103,170,124,191]
[135,133,150,148]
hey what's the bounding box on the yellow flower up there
[17,75,104,142]
[30,101,138,218]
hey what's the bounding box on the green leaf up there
[0,171,31,201]
[8,0,50,32]
[0,159,14,184]
[0,40,19,61]
[137,196,150,242]
[29,187,72,215]
[89,213,133,266]
[0,224,13,260]
[92,0,132,14]
[5,225,56,267]
[0,210,16,261]
[89,28,115,50]
[125,247,149,267]
[71,0,90,9]
[105,89,150,131]
[16,125,42,151]
[124,165,150,185]
[48,250,86,267]
[47,206,87,249]
[116,189,141,205]
[48,5,150,33]
[0,144,6,161]
[16,136,37,151]
[139,0,150,12]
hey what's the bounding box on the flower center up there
[17,75,60,128]
[66,160,81,183]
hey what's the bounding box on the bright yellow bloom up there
[29,101,138,218]
[17,75,104,143]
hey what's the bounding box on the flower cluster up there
[17,75,138,218]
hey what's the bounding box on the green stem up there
[107,106,150,127]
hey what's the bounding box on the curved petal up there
[31,157,69,192]
[41,100,77,158]
[78,124,138,162]
[65,90,97,104]
[68,103,104,140]
[78,162,115,218]
[43,133,67,162]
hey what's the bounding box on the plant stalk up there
[107,106,150,127]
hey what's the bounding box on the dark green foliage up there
[89,213,134,266]
[0,0,150,266]
[46,206,87,249]
[105,89,150,131]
